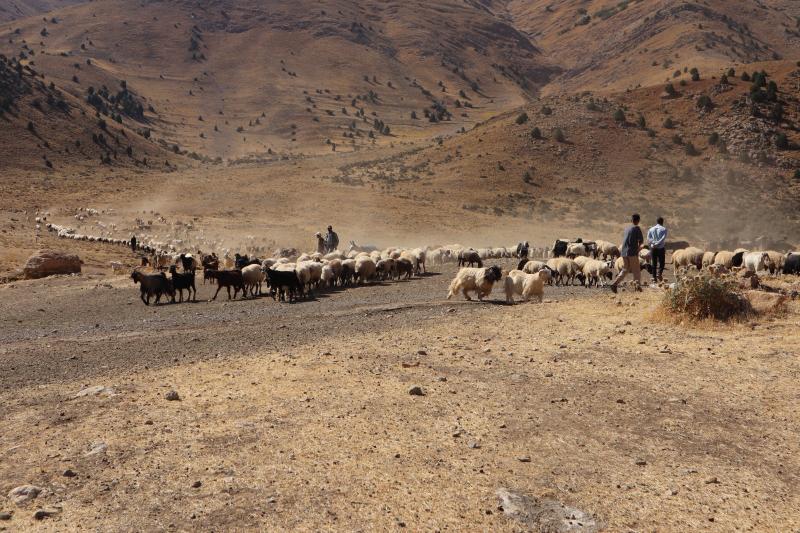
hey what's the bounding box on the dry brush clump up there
[662,273,751,321]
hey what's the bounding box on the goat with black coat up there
[169,265,196,302]
[265,268,303,302]
[207,270,246,300]
[784,253,800,275]
[131,270,174,305]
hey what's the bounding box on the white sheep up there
[566,242,587,257]
[354,256,376,284]
[582,259,613,287]
[504,269,552,303]
[743,252,773,273]
[521,260,546,274]
[447,266,503,301]
[241,264,265,297]
[546,257,582,286]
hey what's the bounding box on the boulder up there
[745,291,787,314]
[7,485,42,506]
[23,250,81,279]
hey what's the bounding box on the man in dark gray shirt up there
[610,213,644,293]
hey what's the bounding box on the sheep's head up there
[485,265,502,282]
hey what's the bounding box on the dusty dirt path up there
[1,259,799,531]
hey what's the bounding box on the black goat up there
[131,270,174,305]
[207,270,246,300]
[265,268,302,302]
[169,265,196,302]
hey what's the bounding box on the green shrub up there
[663,117,674,129]
[665,83,677,96]
[516,112,529,125]
[690,67,700,81]
[662,273,750,321]
[684,141,699,155]
[613,108,626,123]
[541,106,552,116]
[696,95,713,111]
[708,132,719,145]
[776,132,788,150]
[553,128,565,142]
[531,127,542,139]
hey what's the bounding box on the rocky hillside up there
[0,53,175,172]
[495,0,800,94]
[0,0,556,160]
[336,60,800,243]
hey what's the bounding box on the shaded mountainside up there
[0,0,557,160]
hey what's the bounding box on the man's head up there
[632,213,641,225]
[327,225,333,231]
[657,216,664,225]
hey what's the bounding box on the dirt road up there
[1,260,799,531]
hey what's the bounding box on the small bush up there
[740,72,751,82]
[708,132,719,145]
[663,117,674,129]
[531,127,542,139]
[696,94,714,111]
[613,108,626,123]
[553,128,565,142]
[662,273,750,321]
[541,105,552,116]
[637,114,646,128]
[515,112,529,125]
[684,141,699,156]
[664,83,677,97]
[776,132,788,150]
[690,67,700,81]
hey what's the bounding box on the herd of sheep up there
[41,221,799,306]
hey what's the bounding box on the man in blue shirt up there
[610,213,644,293]
[647,217,667,282]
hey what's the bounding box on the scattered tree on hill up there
[776,133,788,150]
[719,74,728,85]
[696,95,713,112]
[613,108,626,123]
[727,67,735,77]
[540,105,552,116]
[637,114,646,129]
[410,111,417,119]
[516,112,529,125]
[684,142,699,156]
[690,67,700,81]
[531,127,541,139]
[794,169,800,179]
[740,72,751,82]
[665,83,677,97]
[771,103,784,123]
[553,128,566,142]
[672,134,683,145]
[663,117,674,129]
[708,132,719,145]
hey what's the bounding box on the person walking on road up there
[610,213,644,293]
[647,217,667,283]
[130,235,137,252]
[315,232,326,254]
[324,225,339,253]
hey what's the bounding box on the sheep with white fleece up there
[447,266,503,301]
[504,268,552,303]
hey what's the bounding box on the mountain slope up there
[496,0,800,94]
[0,0,557,160]
[0,0,85,23]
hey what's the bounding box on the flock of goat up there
[43,222,799,306]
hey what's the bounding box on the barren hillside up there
[0,0,555,160]
[0,0,85,23]
[497,0,800,94]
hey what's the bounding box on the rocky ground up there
[1,258,799,531]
